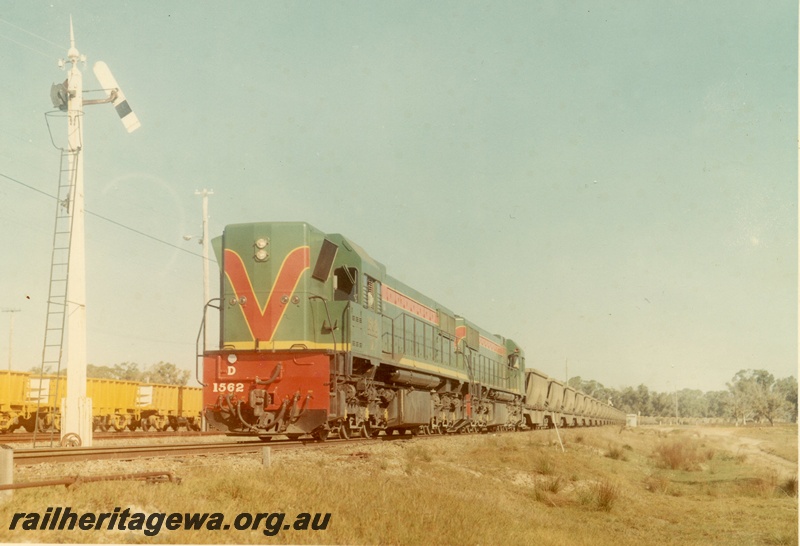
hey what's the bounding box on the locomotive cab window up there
[333,266,358,302]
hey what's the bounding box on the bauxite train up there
[201,222,624,441]
[0,372,202,433]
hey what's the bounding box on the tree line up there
[568,369,798,425]
[31,361,190,386]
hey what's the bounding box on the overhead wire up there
[0,32,52,59]
[0,170,217,264]
[0,16,63,49]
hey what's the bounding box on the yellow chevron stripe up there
[224,341,350,351]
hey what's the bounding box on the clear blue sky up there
[0,1,796,393]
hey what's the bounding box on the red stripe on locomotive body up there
[454,325,506,357]
[455,325,467,346]
[382,285,439,324]
[223,246,310,342]
[480,337,507,357]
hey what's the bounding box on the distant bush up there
[738,472,780,498]
[542,475,564,494]
[780,475,798,498]
[595,480,620,512]
[536,456,556,476]
[652,438,714,471]
[606,444,628,461]
[578,480,621,512]
[644,473,671,494]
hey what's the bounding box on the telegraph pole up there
[195,189,213,350]
[2,309,20,372]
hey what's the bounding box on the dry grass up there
[652,436,715,470]
[0,424,795,545]
[605,443,629,461]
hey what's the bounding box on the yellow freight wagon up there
[86,378,140,431]
[0,371,32,432]
[137,384,202,431]
[180,386,203,429]
[27,374,66,432]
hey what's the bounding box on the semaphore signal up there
[38,17,140,449]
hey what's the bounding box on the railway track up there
[0,430,224,444]
[11,434,417,466]
[13,440,269,465]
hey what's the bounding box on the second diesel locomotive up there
[201,222,623,440]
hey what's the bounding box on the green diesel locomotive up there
[201,221,623,440]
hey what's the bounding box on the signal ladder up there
[33,146,81,444]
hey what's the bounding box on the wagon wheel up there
[337,422,351,440]
[110,416,126,432]
[37,415,53,433]
[312,428,329,442]
[141,418,153,432]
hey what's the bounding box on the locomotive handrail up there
[307,295,337,354]
[195,298,221,387]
